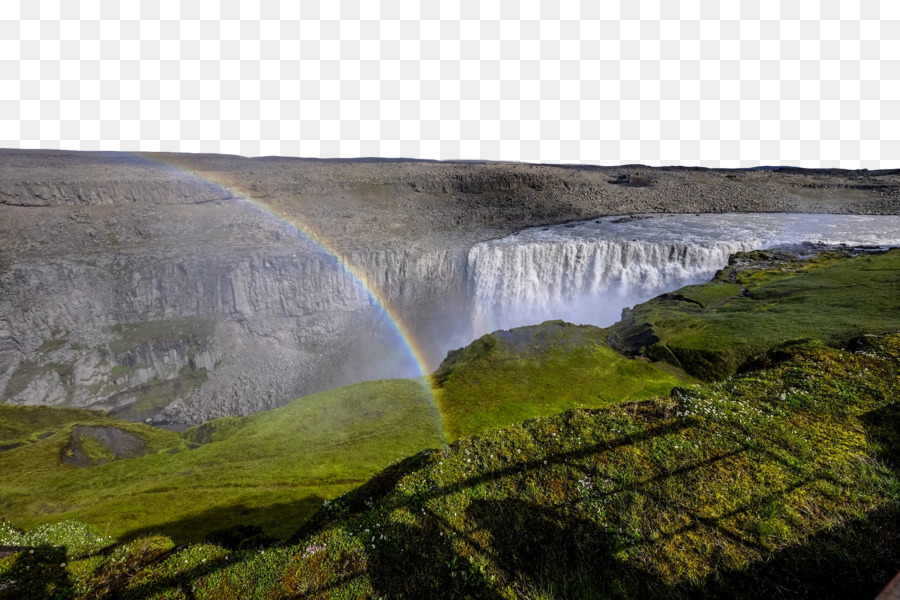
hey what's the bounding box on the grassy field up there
[0,324,691,544]
[608,248,900,380]
[434,320,692,439]
[0,380,443,543]
[3,333,898,599]
[2,248,900,597]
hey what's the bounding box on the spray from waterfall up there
[123,152,449,444]
[466,213,900,337]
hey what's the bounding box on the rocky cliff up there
[1,149,898,423]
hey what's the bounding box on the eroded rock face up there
[1,150,898,424]
[0,241,470,424]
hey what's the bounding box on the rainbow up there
[127,153,445,442]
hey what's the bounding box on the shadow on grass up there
[7,396,899,598]
[464,498,664,599]
[110,553,233,600]
[0,546,72,600]
[693,501,900,599]
[862,401,900,470]
[121,494,325,545]
[290,452,434,545]
[355,417,681,598]
[366,517,506,600]
[344,400,900,598]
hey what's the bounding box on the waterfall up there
[466,213,900,336]
[468,238,757,334]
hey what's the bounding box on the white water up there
[468,213,900,335]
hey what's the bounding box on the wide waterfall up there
[467,213,900,335]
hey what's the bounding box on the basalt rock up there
[1,149,898,424]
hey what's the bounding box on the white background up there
[0,1,897,167]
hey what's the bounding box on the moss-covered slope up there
[4,334,898,599]
[434,320,693,439]
[0,379,443,543]
[0,404,137,451]
[0,320,690,544]
[607,248,900,380]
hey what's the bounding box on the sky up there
[0,0,897,167]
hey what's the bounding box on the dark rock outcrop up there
[60,425,148,467]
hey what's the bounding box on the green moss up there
[109,365,130,377]
[107,317,215,354]
[6,334,899,599]
[255,333,900,598]
[37,336,68,354]
[671,282,743,308]
[0,404,109,448]
[109,367,208,422]
[182,416,245,445]
[0,379,442,544]
[435,321,692,439]
[609,249,900,380]
[80,435,117,464]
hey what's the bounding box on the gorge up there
[2,150,899,424]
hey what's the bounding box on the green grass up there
[37,335,69,354]
[108,367,208,422]
[106,318,215,355]
[4,334,898,599]
[0,405,112,451]
[608,249,900,380]
[0,321,688,545]
[3,248,900,597]
[0,379,443,544]
[434,320,693,439]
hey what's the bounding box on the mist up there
[453,212,900,346]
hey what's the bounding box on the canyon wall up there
[0,236,469,423]
[1,150,898,423]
